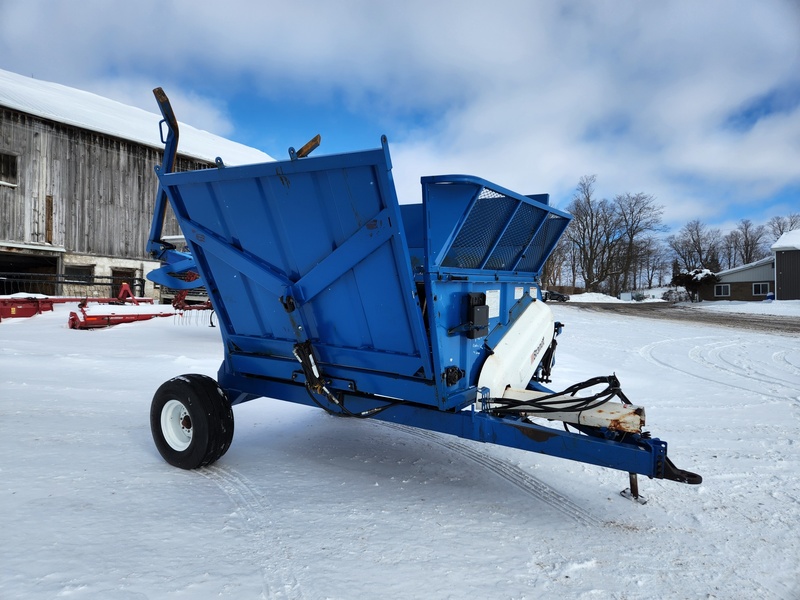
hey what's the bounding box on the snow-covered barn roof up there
[771,229,800,252]
[0,68,273,166]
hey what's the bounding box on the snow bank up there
[0,292,51,299]
[570,292,665,303]
[568,292,625,303]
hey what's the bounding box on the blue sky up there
[1,0,798,234]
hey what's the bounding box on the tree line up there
[541,174,799,297]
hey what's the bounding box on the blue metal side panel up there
[420,175,572,410]
[399,203,425,274]
[423,180,478,268]
[425,276,541,409]
[156,143,436,404]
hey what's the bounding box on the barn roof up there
[771,229,800,252]
[0,68,273,166]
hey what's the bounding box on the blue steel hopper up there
[146,89,700,498]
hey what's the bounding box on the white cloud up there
[1,0,798,228]
[85,78,236,138]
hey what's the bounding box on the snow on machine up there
[146,88,700,500]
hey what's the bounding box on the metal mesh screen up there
[442,189,516,269]
[440,184,569,274]
[484,203,547,270]
[516,214,568,272]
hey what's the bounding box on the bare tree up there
[567,239,578,289]
[613,192,665,291]
[564,175,624,293]
[735,218,769,265]
[541,235,570,289]
[667,233,694,271]
[636,236,670,288]
[667,220,722,271]
[767,213,800,241]
[721,229,742,270]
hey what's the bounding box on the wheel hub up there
[161,399,193,451]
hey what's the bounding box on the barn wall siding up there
[0,107,207,260]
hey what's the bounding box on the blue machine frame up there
[147,89,700,489]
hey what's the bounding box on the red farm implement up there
[67,283,176,329]
[0,296,56,320]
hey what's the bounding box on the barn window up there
[64,265,94,283]
[752,282,769,296]
[714,284,730,297]
[0,152,18,186]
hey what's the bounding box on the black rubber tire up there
[150,374,234,469]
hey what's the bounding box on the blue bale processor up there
[146,89,700,499]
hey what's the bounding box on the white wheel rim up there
[161,399,192,451]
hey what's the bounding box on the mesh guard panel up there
[442,189,515,269]
[440,184,568,275]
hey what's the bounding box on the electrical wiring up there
[490,374,632,417]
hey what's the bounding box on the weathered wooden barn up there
[0,68,271,298]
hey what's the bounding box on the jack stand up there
[620,472,648,504]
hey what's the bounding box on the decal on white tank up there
[477,301,555,396]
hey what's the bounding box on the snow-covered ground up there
[2,303,799,599]
[570,291,666,303]
[571,290,800,317]
[679,299,800,317]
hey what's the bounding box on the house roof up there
[0,68,273,166]
[771,229,800,252]
[715,255,773,277]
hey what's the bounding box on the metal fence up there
[0,272,147,298]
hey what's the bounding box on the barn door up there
[111,268,136,299]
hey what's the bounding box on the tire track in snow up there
[378,422,602,528]
[687,340,777,388]
[774,349,800,375]
[702,340,800,391]
[639,337,799,401]
[200,466,305,600]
